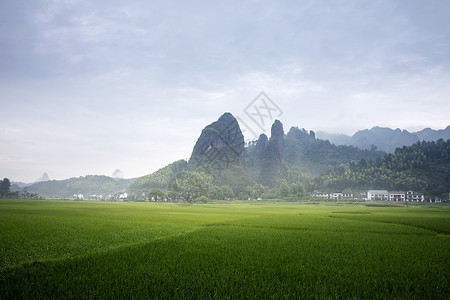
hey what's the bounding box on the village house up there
[406,191,425,202]
[73,194,84,200]
[332,192,343,199]
[389,191,405,201]
[367,190,389,201]
[311,191,354,199]
[311,189,429,202]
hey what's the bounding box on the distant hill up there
[36,172,50,182]
[11,172,50,188]
[11,181,29,188]
[112,169,124,179]
[317,126,450,153]
[26,175,133,198]
[315,132,351,146]
[351,127,419,153]
[415,126,450,142]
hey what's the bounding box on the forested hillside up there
[245,125,385,184]
[323,139,450,197]
[128,160,188,194]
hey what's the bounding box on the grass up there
[0,200,449,298]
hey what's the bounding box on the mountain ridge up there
[11,114,449,199]
[317,126,450,153]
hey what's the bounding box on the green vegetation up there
[325,139,450,197]
[0,178,11,198]
[245,124,386,192]
[128,160,188,194]
[1,200,448,298]
[283,127,385,176]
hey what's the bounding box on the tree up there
[148,189,167,202]
[279,181,290,198]
[250,184,265,199]
[220,186,234,200]
[0,178,11,198]
[290,182,306,197]
[207,186,222,200]
[197,195,208,204]
[168,172,212,203]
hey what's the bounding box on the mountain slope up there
[190,112,245,169]
[128,160,188,193]
[414,126,450,142]
[283,127,385,176]
[351,127,419,152]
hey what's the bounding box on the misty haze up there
[1,1,449,299]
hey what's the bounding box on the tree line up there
[0,178,11,198]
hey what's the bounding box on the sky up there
[1,0,449,182]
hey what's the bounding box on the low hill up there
[25,175,132,198]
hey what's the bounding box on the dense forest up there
[321,139,450,198]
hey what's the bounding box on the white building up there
[389,191,405,201]
[367,190,389,201]
[332,192,343,199]
[406,191,425,202]
[342,192,354,198]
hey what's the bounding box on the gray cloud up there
[1,0,449,182]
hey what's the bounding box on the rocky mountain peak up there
[269,120,285,164]
[36,172,50,182]
[112,169,124,179]
[190,112,245,172]
[256,134,269,161]
[260,120,286,186]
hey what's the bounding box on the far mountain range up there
[317,126,450,153]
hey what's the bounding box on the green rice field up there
[0,200,449,298]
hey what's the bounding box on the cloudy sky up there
[1,0,449,182]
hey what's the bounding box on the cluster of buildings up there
[311,191,359,200]
[73,192,129,201]
[366,190,426,202]
[311,190,437,202]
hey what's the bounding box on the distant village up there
[73,192,129,201]
[311,190,445,203]
[70,190,447,203]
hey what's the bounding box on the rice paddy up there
[1,200,449,298]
